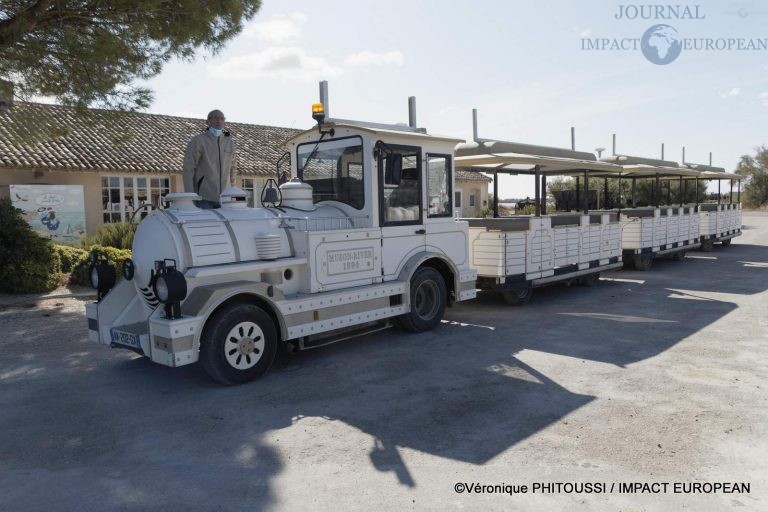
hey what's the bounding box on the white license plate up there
[110,329,141,349]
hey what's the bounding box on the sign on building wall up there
[10,184,86,245]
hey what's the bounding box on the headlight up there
[88,257,116,300]
[154,276,170,302]
[90,267,99,289]
[122,259,135,281]
[152,267,186,304]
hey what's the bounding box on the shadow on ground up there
[0,302,594,509]
[0,239,762,510]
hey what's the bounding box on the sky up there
[141,0,768,199]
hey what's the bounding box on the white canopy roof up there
[454,141,624,175]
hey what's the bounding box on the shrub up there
[478,206,494,218]
[70,245,132,287]
[516,204,536,215]
[54,245,89,273]
[81,222,136,250]
[0,198,62,293]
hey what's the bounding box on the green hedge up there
[81,222,136,250]
[54,245,89,273]
[70,245,132,287]
[0,198,62,293]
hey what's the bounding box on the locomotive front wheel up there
[200,303,278,385]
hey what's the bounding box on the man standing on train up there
[183,109,238,209]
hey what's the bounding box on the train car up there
[684,164,743,251]
[453,140,624,305]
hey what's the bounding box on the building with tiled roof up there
[453,169,492,217]
[0,101,494,237]
[0,102,300,176]
[0,101,302,235]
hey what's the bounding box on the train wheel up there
[397,267,447,332]
[579,272,601,286]
[502,286,533,306]
[200,303,277,385]
[632,253,653,271]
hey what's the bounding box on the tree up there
[0,0,261,110]
[547,175,707,210]
[735,146,768,209]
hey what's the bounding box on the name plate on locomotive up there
[326,247,375,275]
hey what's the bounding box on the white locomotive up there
[86,97,477,384]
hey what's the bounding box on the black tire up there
[397,267,448,332]
[200,303,278,385]
[632,253,653,271]
[502,286,533,306]
[579,272,601,286]
[671,250,686,261]
[701,238,714,252]
[721,239,732,247]
[622,254,635,269]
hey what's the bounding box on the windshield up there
[297,137,364,209]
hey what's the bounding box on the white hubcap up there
[224,321,265,370]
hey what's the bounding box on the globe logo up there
[641,24,683,65]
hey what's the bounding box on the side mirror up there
[275,151,290,185]
[385,154,403,185]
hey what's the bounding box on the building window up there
[427,154,452,217]
[469,193,476,207]
[454,190,462,208]
[242,178,269,207]
[102,175,170,223]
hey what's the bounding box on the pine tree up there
[0,1,261,110]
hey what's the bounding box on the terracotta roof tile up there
[0,102,303,176]
[1,103,497,184]
[456,168,493,183]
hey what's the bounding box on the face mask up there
[208,127,223,137]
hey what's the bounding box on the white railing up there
[280,215,370,232]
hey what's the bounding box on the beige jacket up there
[182,130,238,202]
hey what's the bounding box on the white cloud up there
[718,87,741,98]
[210,47,405,83]
[579,28,592,38]
[344,51,404,67]
[759,92,768,107]
[244,12,307,44]
[208,46,342,82]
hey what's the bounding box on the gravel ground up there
[0,214,766,512]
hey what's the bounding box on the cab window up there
[297,136,364,209]
[379,145,422,225]
[427,154,452,217]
